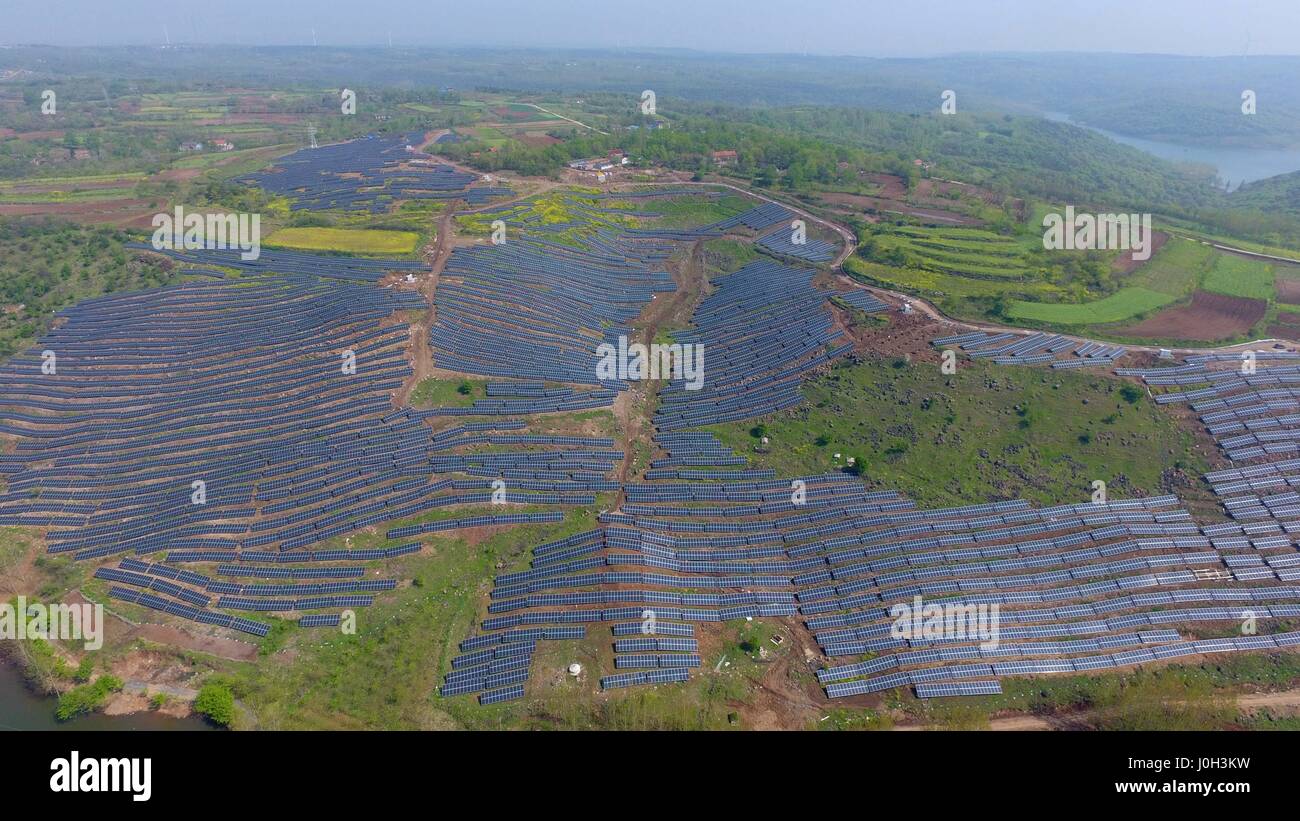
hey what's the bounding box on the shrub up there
[55,674,123,722]
[194,680,236,727]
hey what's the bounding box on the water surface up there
[0,661,213,731]
[1044,111,1300,191]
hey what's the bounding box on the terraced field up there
[846,256,1060,300]
[873,226,1032,279]
[860,214,1297,343]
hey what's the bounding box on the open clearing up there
[264,227,422,255]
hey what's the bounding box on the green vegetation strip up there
[1008,287,1174,325]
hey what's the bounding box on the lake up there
[0,661,213,731]
[1044,112,1300,191]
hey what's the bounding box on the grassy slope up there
[1007,287,1173,324]
[703,356,1207,509]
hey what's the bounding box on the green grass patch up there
[264,227,421,255]
[629,194,751,229]
[410,377,485,408]
[1008,287,1174,324]
[1202,253,1278,300]
[703,356,1205,509]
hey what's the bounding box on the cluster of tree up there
[437,106,905,187]
[0,218,178,358]
[1224,171,1300,221]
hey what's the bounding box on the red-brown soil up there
[1112,230,1170,274]
[7,130,65,141]
[1276,274,1300,304]
[1118,291,1267,340]
[0,199,158,226]
[816,191,982,226]
[516,133,562,147]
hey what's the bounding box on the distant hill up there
[1230,170,1300,216]
[4,47,1300,149]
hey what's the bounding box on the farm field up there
[264,226,422,255]
[868,226,1032,279]
[995,237,1287,341]
[845,256,1060,299]
[811,175,997,226]
[857,210,1296,343]
[1007,287,1174,324]
[1116,291,1267,340]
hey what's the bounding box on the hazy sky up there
[5,0,1299,56]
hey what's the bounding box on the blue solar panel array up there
[932,330,1124,369]
[440,408,1300,705]
[833,291,888,314]
[236,132,512,213]
[431,225,675,387]
[654,259,852,430]
[12,181,1297,709]
[757,226,836,262]
[132,243,426,283]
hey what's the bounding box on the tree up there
[194,680,236,727]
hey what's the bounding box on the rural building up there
[711,149,738,166]
[568,157,616,172]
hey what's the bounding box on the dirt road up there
[893,686,1300,731]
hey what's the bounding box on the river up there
[0,661,213,731]
[1044,112,1300,191]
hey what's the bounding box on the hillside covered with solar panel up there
[5,117,1300,733]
